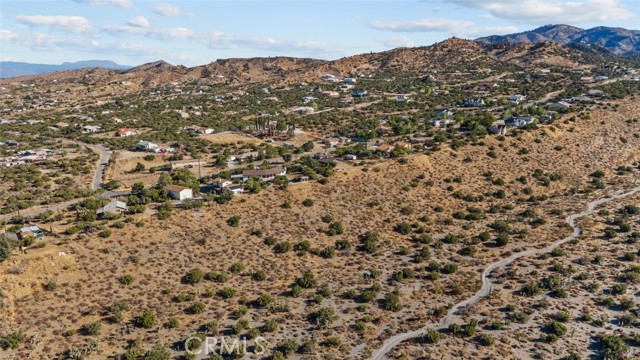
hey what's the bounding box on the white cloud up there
[127,16,150,28]
[7,31,163,57]
[103,24,195,40]
[369,18,474,32]
[103,24,147,35]
[16,15,93,34]
[375,35,415,48]
[202,31,339,56]
[72,0,133,10]
[147,27,195,40]
[154,3,183,17]
[447,0,635,23]
[0,29,19,41]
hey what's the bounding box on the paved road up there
[369,184,640,360]
[83,143,112,191]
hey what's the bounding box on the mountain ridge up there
[0,60,132,79]
[476,24,640,55]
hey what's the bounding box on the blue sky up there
[1,0,638,66]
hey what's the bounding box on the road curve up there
[370,185,640,360]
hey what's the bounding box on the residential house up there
[395,95,410,103]
[463,98,485,107]
[136,140,159,152]
[83,125,101,133]
[508,95,526,104]
[164,185,193,200]
[54,122,69,128]
[18,225,44,239]
[343,77,357,84]
[343,154,357,161]
[505,117,535,127]
[96,200,127,218]
[375,144,393,154]
[211,178,233,191]
[548,102,571,111]
[322,91,340,97]
[185,125,214,135]
[339,84,353,91]
[323,138,341,147]
[241,166,287,181]
[322,74,339,83]
[489,121,507,135]
[302,96,318,104]
[436,109,453,119]
[587,89,605,97]
[222,184,244,195]
[170,159,200,170]
[116,128,137,137]
[351,90,369,98]
[594,75,609,81]
[293,106,315,114]
[431,118,451,127]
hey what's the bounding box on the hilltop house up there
[343,77,357,84]
[164,185,193,200]
[241,166,287,181]
[96,200,127,218]
[83,125,101,133]
[54,122,69,128]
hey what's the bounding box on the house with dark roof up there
[241,166,287,181]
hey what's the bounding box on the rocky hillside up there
[476,24,640,55]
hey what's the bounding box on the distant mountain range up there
[0,60,132,79]
[476,25,640,55]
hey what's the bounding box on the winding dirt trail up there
[370,185,640,360]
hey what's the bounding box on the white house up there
[116,128,137,137]
[164,185,193,200]
[136,141,158,151]
[83,125,101,133]
[96,200,127,218]
[293,106,315,114]
[508,95,526,104]
[343,77,357,84]
[222,184,244,195]
[344,154,357,161]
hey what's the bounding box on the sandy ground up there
[1,97,639,359]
